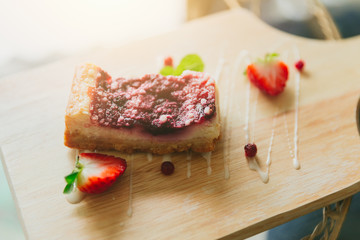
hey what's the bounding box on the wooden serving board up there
[1,9,360,240]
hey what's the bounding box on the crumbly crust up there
[64,64,221,154]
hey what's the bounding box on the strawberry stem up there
[257,53,280,63]
[63,155,83,194]
[265,53,279,62]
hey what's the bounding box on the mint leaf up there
[159,54,205,76]
[265,53,279,62]
[63,183,74,194]
[160,66,175,76]
[174,54,204,76]
[256,53,280,63]
[65,171,80,184]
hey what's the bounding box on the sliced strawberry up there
[246,53,289,96]
[64,153,127,195]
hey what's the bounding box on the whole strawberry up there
[246,53,289,96]
[63,153,127,195]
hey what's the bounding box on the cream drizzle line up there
[186,151,192,178]
[223,112,231,179]
[248,157,269,183]
[244,81,251,144]
[214,55,231,179]
[241,52,269,183]
[251,89,259,143]
[292,45,301,170]
[223,64,232,179]
[66,185,86,204]
[281,46,301,169]
[266,110,278,167]
[243,52,253,143]
[127,154,134,217]
[214,57,226,84]
[146,153,153,162]
[201,152,212,175]
[223,50,251,179]
[283,113,295,159]
[244,83,259,144]
[248,108,278,184]
[162,154,172,162]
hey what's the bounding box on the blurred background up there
[1,0,360,239]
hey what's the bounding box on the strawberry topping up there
[246,53,289,96]
[89,70,216,134]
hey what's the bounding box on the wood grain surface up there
[1,8,360,240]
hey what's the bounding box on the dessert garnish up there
[295,59,305,72]
[244,143,257,158]
[160,54,204,76]
[161,161,175,175]
[63,153,127,195]
[163,56,174,67]
[246,53,289,96]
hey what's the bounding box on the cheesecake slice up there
[64,63,220,154]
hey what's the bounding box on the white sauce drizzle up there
[293,45,301,170]
[214,58,226,84]
[215,54,230,179]
[223,64,232,180]
[243,53,252,143]
[251,89,259,143]
[127,154,134,217]
[266,111,278,167]
[186,151,192,178]
[283,113,295,159]
[244,82,251,143]
[162,154,172,162]
[248,158,269,183]
[66,187,85,204]
[224,163,230,180]
[222,110,230,179]
[223,50,251,179]
[223,112,231,179]
[201,152,212,175]
[146,153,153,162]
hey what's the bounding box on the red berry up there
[161,161,174,175]
[246,53,289,96]
[164,56,173,67]
[244,143,257,158]
[295,60,305,72]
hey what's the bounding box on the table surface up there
[1,8,360,240]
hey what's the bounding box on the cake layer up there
[64,64,221,154]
